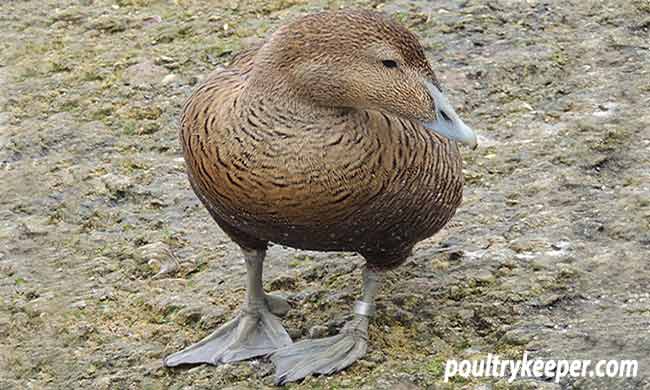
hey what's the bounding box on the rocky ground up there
[1,0,649,389]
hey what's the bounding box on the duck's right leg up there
[164,248,292,366]
[270,266,381,384]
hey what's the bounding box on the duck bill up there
[421,81,478,149]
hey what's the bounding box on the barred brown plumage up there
[166,9,477,384]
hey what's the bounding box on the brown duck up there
[164,9,477,384]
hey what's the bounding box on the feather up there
[180,10,468,268]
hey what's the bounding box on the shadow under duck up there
[164,9,477,385]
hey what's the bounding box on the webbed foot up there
[271,315,368,384]
[164,303,292,366]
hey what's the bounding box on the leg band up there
[353,300,376,317]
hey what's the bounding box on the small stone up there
[188,365,208,374]
[474,269,496,285]
[101,173,132,197]
[158,55,175,63]
[161,74,178,85]
[509,237,548,253]
[123,61,168,88]
[538,293,562,307]
[308,325,328,339]
[70,300,87,309]
[138,242,180,278]
[177,306,203,324]
[94,376,112,389]
[501,327,533,346]
[143,15,162,28]
[464,345,482,354]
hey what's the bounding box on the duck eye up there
[382,60,398,69]
[439,110,451,121]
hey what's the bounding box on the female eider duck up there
[165,9,477,384]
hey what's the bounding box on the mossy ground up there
[1,0,649,389]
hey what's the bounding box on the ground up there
[1,0,649,389]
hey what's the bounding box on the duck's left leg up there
[271,266,381,385]
[164,248,292,367]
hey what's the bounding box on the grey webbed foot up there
[164,248,294,367]
[164,303,292,367]
[271,315,369,385]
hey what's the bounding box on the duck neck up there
[242,70,347,124]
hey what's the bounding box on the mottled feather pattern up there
[181,67,463,268]
[180,10,465,268]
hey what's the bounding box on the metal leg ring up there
[353,300,376,317]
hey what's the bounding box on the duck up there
[164,9,477,385]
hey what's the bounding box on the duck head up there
[252,10,477,149]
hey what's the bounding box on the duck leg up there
[271,266,381,384]
[164,248,292,367]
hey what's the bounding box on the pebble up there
[70,300,87,309]
[161,74,178,85]
[308,324,329,338]
[101,173,132,195]
[177,305,202,324]
[474,269,496,284]
[123,61,169,88]
[94,376,112,389]
[509,237,548,253]
[501,327,534,345]
[143,15,162,28]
